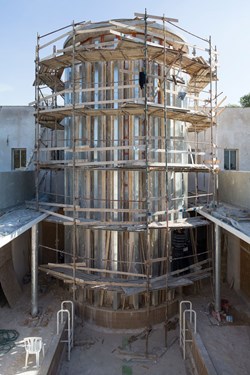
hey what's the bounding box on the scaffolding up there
[33,11,219,339]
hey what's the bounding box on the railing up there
[179,300,197,360]
[57,300,74,361]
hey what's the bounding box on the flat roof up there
[198,203,250,244]
[0,206,48,248]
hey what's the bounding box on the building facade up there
[217,107,250,171]
[0,106,35,172]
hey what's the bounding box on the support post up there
[31,224,39,317]
[215,224,221,312]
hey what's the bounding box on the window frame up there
[224,149,238,170]
[12,148,27,170]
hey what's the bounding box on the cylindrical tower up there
[35,14,217,328]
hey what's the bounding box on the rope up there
[0,329,19,354]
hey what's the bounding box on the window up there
[12,148,26,170]
[224,149,237,170]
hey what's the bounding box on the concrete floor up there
[0,277,250,375]
[59,322,188,375]
[0,279,68,375]
[188,282,250,375]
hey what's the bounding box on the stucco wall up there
[188,107,250,172]
[0,106,35,171]
[217,108,250,171]
[0,171,35,210]
[218,171,250,209]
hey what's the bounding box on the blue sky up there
[0,0,249,106]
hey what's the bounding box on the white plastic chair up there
[23,337,45,368]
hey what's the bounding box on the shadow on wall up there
[219,171,250,210]
[0,171,35,211]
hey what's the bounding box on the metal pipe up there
[35,33,40,211]
[31,224,39,317]
[215,224,221,312]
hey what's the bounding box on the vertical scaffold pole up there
[35,33,40,211]
[209,35,216,209]
[143,8,151,358]
[163,14,170,348]
[71,21,77,302]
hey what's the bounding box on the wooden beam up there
[38,208,80,223]
[48,262,86,268]
[63,220,146,226]
[50,264,147,278]
[38,266,147,288]
[26,201,79,209]
[63,207,146,213]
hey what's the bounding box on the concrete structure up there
[0,106,35,171]
[219,170,250,209]
[0,12,249,375]
[32,13,219,332]
[218,171,250,297]
[217,108,250,171]
[0,171,37,308]
[192,109,250,302]
[0,171,35,210]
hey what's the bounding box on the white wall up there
[219,171,250,210]
[188,107,250,172]
[0,106,35,171]
[216,108,250,171]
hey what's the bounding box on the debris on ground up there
[207,298,234,325]
[166,317,179,331]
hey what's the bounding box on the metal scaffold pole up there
[35,33,40,211]
[163,14,170,348]
[71,21,77,302]
[214,45,219,205]
[143,8,151,357]
[209,35,216,209]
